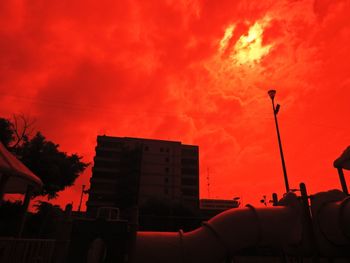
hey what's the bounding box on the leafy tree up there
[17,132,89,198]
[0,116,89,198]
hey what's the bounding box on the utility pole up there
[78,184,86,212]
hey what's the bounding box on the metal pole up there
[272,193,278,206]
[78,184,85,212]
[337,168,349,195]
[300,183,319,262]
[271,98,290,193]
[17,185,33,237]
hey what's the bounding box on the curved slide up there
[132,195,302,263]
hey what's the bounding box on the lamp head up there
[275,104,280,114]
[268,89,276,100]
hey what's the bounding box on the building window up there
[144,146,149,151]
[164,188,169,195]
[181,158,197,165]
[165,177,169,183]
[94,160,120,169]
[165,167,169,173]
[181,148,197,156]
[181,178,197,186]
[181,167,198,176]
[160,147,164,152]
[165,157,169,162]
[98,141,122,148]
[166,148,169,153]
[182,188,198,196]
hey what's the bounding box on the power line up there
[0,92,346,132]
[0,92,181,117]
[0,92,270,119]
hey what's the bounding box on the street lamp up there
[268,89,290,193]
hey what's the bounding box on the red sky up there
[1,0,350,210]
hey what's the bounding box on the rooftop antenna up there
[207,167,211,198]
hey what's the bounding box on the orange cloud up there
[1,0,350,209]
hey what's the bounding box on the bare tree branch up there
[10,114,36,148]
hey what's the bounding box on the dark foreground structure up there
[132,188,350,263]
[2,186,350,262]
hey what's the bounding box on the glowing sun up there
[219,19,272,65]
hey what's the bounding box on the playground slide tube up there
[132,205,302,263]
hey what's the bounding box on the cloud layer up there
[1,0,350,208]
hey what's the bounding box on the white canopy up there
[0,142,43,194]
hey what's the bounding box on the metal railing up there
[0,237,55,263]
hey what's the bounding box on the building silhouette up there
[86,136,199,217]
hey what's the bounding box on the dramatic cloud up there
[1,0,350,208]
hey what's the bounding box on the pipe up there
[305,189,350,257]
[315,196,350,246]
[132,198,302,263]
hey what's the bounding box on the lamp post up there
[268,90,290,193]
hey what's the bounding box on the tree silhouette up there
[0,118,14,147]
[0,117,88,198]
[0,115,35,149]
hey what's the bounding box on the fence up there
[0,237,55,263]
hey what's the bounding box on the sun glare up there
[219,24,235,53]
[233,21,272,65]
[218,19,272,66]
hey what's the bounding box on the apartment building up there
[86,136,199,216]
